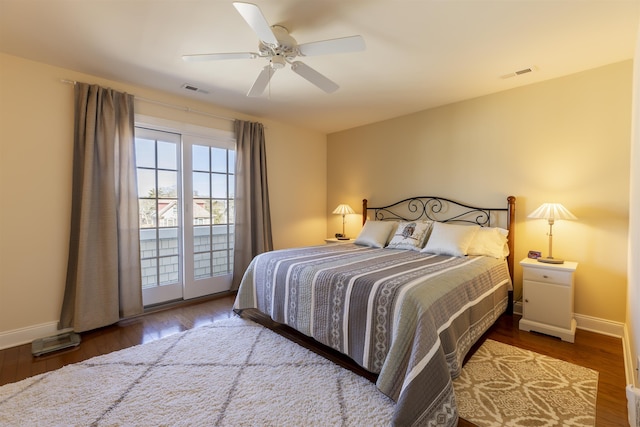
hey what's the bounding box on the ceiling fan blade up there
[298,35,365,56]
[247,66,275,97]
[290,61,339,93]
[182,52,258,62]
[233,2,278,46]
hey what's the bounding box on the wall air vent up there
[181,83,209,94]
[500,66,537,79]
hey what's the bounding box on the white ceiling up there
[1,0,638,134]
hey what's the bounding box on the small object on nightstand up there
[519,257,578,342]
[527,250,541,259]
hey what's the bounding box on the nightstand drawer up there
[522,268,573,285]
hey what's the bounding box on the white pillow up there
[386,221,433,251]
[499,228,510,257]
[421,222,480,257]
[467,227,509,258]
[354,221,397,248]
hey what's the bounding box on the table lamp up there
[527,202,577,264]
[332,204,355,239]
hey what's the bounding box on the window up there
[134,118,235,306]
[190,144,235,279]
[135,128,181,293]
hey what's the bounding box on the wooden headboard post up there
[506,196,516,281]
[362,199,368,225]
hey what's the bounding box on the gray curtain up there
[232,120,273,290]
[59,83,142,332]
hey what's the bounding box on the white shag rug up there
[0,317,395,426]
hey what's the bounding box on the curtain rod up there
[60,79,235,123]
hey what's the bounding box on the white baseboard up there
[623,323,639,387]
[0,321,72,351]
[574,313,625,338]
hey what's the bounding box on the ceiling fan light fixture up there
[270,55,286,69]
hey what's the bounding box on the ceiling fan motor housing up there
[259,25,298,61]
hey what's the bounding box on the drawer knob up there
[543,275,549,278]
[525,299,529,303]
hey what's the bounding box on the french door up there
[183,135,235,299]
[134,125,235,306]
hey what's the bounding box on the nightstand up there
[519,257,578,343]
[324,238,355,243]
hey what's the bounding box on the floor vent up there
[32,332,81,356]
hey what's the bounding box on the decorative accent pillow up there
[354,221,397,248]
[467,227,509,258]
[386,221,433,251]
[421,222,480,257]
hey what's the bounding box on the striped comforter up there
[234,243,511,426]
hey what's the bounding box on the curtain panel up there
[59,83,142,333]
[232,120,273,290]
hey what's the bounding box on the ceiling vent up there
[181,83,209,94]
[500,66,537,79]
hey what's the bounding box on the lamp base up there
[537,257,564,264]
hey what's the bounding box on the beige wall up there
[327,61,632,324]
[0,53,326,341]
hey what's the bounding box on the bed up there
[234,195,516,426]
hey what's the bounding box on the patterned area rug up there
[454,339,598,427]
[0,317,395,426]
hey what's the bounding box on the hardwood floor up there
[0,293,628,426]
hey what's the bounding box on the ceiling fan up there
[182,2,365,97]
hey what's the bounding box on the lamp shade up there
[332,204,355,215]
[527,203,577,221]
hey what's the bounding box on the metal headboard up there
[362,196,516,283]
